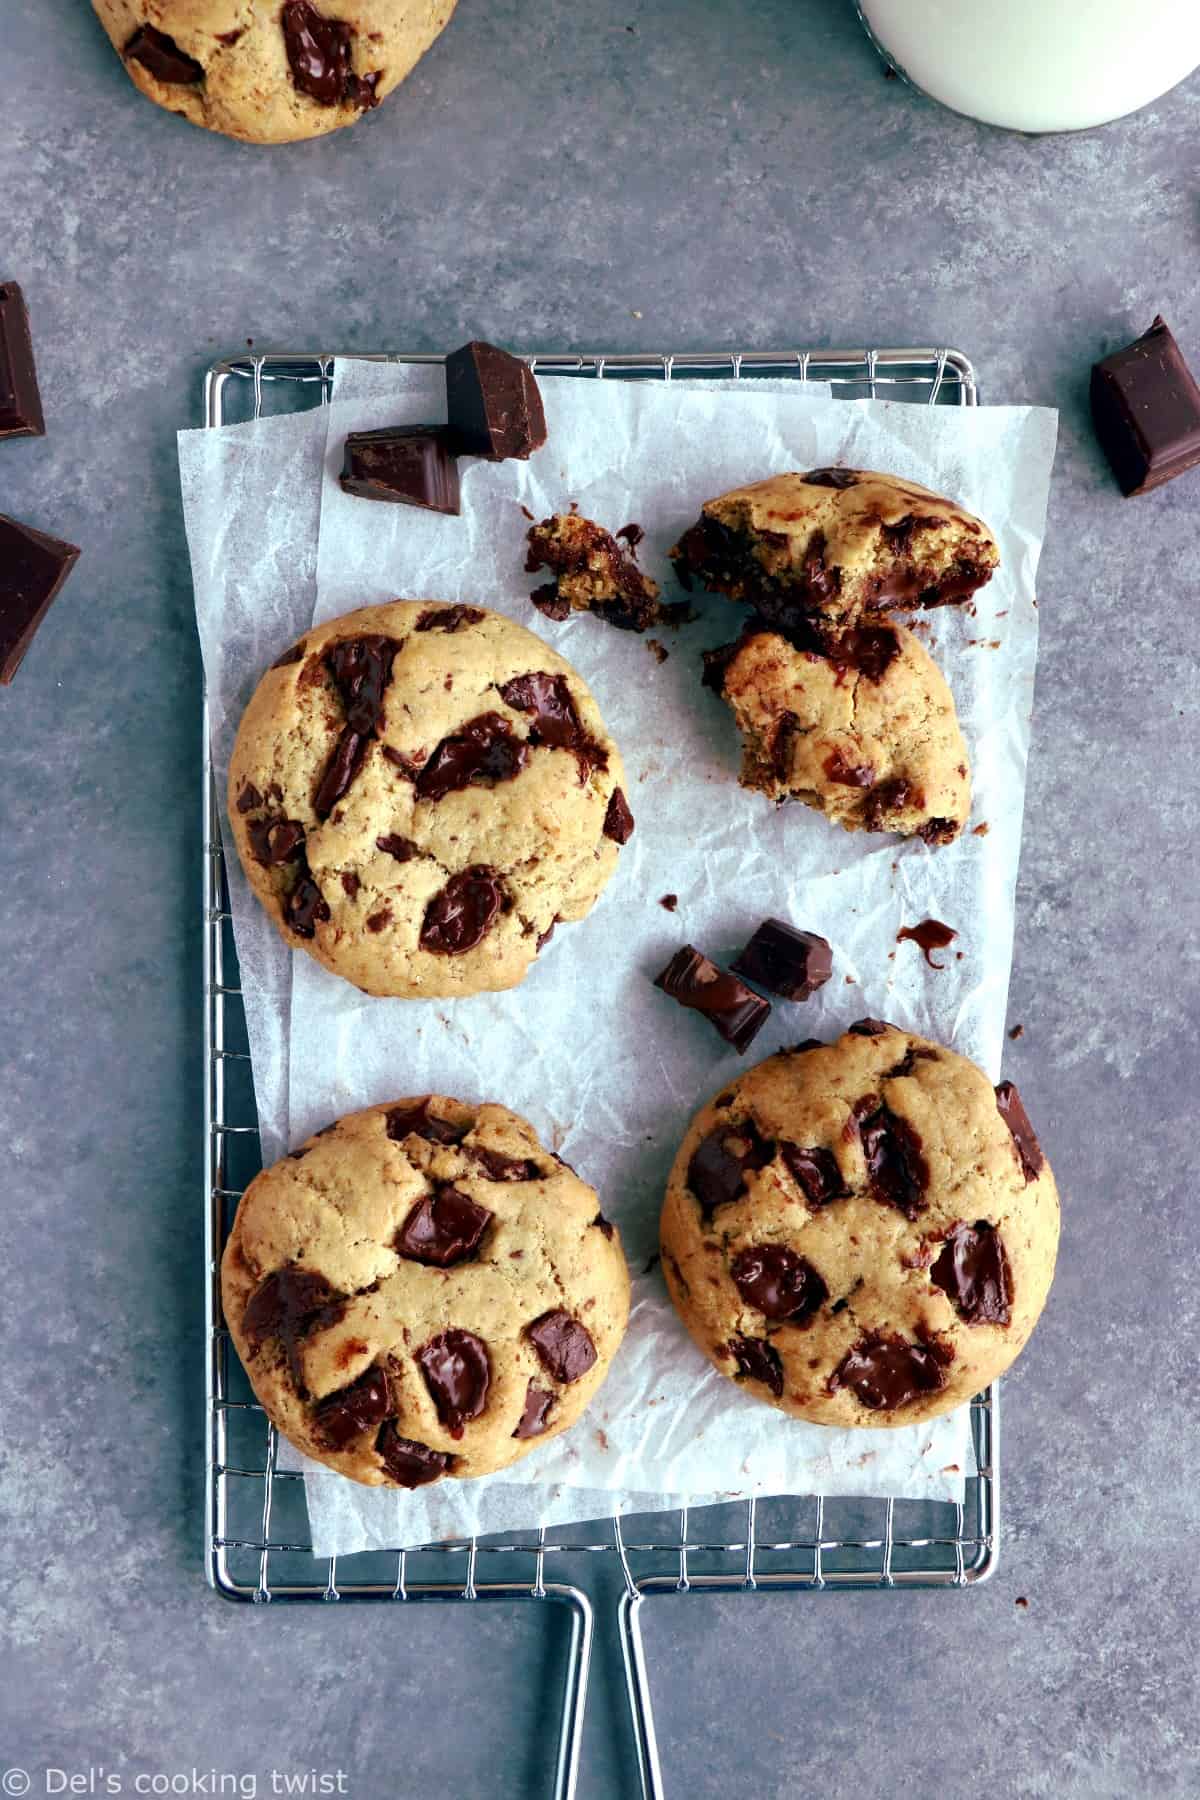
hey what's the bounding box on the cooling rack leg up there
[618,1590,665,1800]
[550,1586,594,1800]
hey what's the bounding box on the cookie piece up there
[672,469,998,629]
[661,1025,1058,1428]
[706,620,970,845]
[227,601,632,998]
[92,1,456,145]
[222,1098,630,1485]
[526,513,664,631]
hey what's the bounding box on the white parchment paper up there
[179,365,1057,1557]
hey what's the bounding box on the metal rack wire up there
[203,345,997,1800]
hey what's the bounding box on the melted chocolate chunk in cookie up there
[243,1268,345,1387]
[315,635,399,817]
[727,1333,784,1396]
[376,1422,454,1487]
[527,1310,597,1384]
[823,748,876,788]
[246,814,306,868]
[930,1221,1012,1326]
[800,468,860,489]
[312,1365,392,1450]
[283,863,331,939]
[854,1099,929,1219]
[376,833,418,861]
[654,945,771,1054]
[416,1329,491,1437]
[831,1333,947,1411]
[780,1143,848,1208]
[416,605,487,632]
[125,25,205,84]
[469,1146,541,1182]
[385,1098,470,1146]
[731,919,833,1001]
[994,1081,1045,1182]
[730,1246,829,1324]
[271,641,305,669]
[415,713,528,802]
[282,0,379,107]
[420,866,506,955]
[687,1121,774,1219]
[513,1380,556,1439]
[395,1185,493,1268]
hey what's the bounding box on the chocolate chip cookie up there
[704,619,970,845]
[660,1023,1058,1428]
[227,601,633,998]
[222,1096,631,1485]
[93,1,456,144]
[673,469,999,629]
[525,513,665,631]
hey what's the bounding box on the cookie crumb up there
[1008,1024,1025,1040]
[973,822,990,837]
[1015,1596,1029,1610]
[647,638,669,664]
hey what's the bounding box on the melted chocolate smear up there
[282,0,375,107]
[377,833,418,861]
[312,1365,392,1450]
[376,1422,453,1487]
[995,1081,1045,1182]
[731,919,833,1001]
[416,1329,490,1437]
[653,945,771,1054]
[395,1185,493,1268]
[592,1213,615,1239]
[499,672,585,751]
[930,1222,1012,1326]
[247,815,306,868]
[831,1334,946,1411]
[730,1246,828,1323]
[420,866,506,955]
[823,748,876,788]
[781,1144,848,1208]
[855,1099,930,1218]
[799,468,859,489]
[470,1146,541,1182]
[416,605,487,633]
[727,1333,784,1397]
[863,777,920,832]
[414,712,528,802]
[603,786,635,844]
[237,783,263,814]
[527,1310,597,1384]
[897,918,958,969]
[385,1098,470,1146]
[271,641,305,669]
[687,1121,773,1219]
[314,635,399,817]
[125,25,205,84]
[513,1380,556,1439]
[833,623,901,684]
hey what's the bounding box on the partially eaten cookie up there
[526,512,673,632]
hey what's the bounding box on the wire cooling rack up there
[203,345,997,1800]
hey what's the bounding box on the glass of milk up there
[857,0,1200,132]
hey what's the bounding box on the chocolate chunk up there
[887,1045,939,1079]
[854,1100,929,1218]
[731,919,833,1001]
[592,1212,615,1239]
[498,672,585,751]
[896,918,958,968]
[339,428,461,513]
[445,341,546,461]
[653,945,771,1054]
[660,894,679,912]
[470,1146,541,1181]
[726,1333,784,1396]
[396,1185,492,1267]
[416,605,486,632]
[603,787,635,844]
[312,1365,392,1450]
[376,833,418,861]
[823,749,876,787]
[527,1310,597,1384]
[917,817,959,847]
[385,1098,469,1145]
[415,712,528,802]
[833,623,902,684]
[236,783,263,814]
[862,776,919,831]
[701,639,741,693]
[340,871,360,898]
[314,728,368,818]
[125,25,205,85]
[326,635,398,736]
[0,514,80,683]
[730,1246,828,1323]
[271,641,305,669]
[995,1081,1045,1182]
[780,1144,848,1208]
[531,585,571,622]
[831,1334,946,1411]
[0,284,45,438]
[848,1018,893,1037]
[246,815,306,868]
[416,1329,490,1437]
[687,1121,773,1219]
[512,1381,556,1439]
[1090,316,1200,496]
[376,1423,454,1487]
[381,746,424,780]
[930,1222,1012,1326]
[617,523,645,549]
[420,866,505,954]
[242,1268,342,1353]
[283,866,331,938]
[799,468,859,489]
[281,0,376,107]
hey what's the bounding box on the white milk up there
[858,0,1200,132]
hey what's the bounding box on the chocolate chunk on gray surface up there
[0,283,45,438]
[0,514,80,683]
[1091,316,1200,496]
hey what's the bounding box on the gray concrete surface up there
[2,0,1198,1795]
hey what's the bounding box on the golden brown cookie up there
[92,1,456,145]
[227,601,634,999]
[221,1096,631,1486]
[525,513,664,631]
[660,1023,1058,1428]
[672,468,999,629]
[704,619,970,845]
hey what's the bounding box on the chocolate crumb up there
[646,638,669,664]
[659,894,679,912]
[1008,1024,1024,1040]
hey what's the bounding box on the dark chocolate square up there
[0,283,45,440]
[339,427,461,512]
[0,513,80,684]
[444,341,546,462]
[1091,316,1200,497]
[731,919,833,1001]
